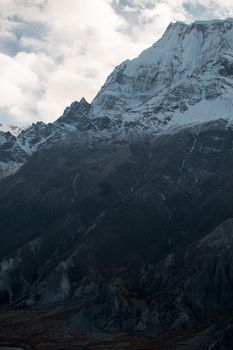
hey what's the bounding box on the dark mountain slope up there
[0,119,233,335]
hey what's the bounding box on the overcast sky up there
[0,0,233,126]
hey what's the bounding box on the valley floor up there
[0,304,232,350]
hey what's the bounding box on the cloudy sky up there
[0,0,233,126]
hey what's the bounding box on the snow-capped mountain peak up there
[91,18,233,132]
[0,123,24,136]
[58,97,91,124]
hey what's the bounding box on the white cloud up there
[0,0,233,125]
[0,0,140,124]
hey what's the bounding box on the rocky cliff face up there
[0,131,28,178]
[91,19,233,130]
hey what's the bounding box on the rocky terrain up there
[0,19,233,349]
[0,123,23,137]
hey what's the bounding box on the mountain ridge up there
[1,18,233,179]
